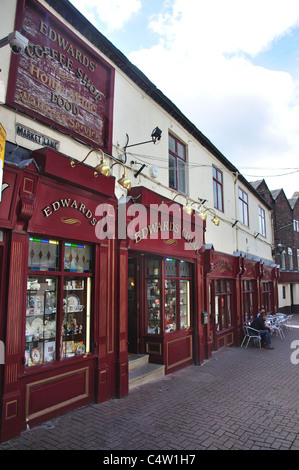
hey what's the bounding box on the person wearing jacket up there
[250,310,274,349]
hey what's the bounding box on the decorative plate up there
[76,343,85,354]
[66,294,80,311]
[31,348,41,364]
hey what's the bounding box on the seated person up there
[250,310,274,349]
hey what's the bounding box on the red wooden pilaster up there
[0,231,28,442]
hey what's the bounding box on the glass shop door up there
[128,256,140,354]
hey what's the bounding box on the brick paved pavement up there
[1,317,298,451]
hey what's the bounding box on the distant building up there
[251,180,299,314]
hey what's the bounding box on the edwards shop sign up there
[42,199,203,252]
[7,0,114,151]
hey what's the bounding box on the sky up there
[69,0,299,199]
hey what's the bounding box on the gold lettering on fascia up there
[42,199,97,226]
[134,222,200,254]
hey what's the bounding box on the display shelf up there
[62,278,88,357]
[147,279,161,334]
[165,279,177,332]
[25,277,57,367]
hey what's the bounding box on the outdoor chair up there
[240,325,261,349]
[268,315,285,339]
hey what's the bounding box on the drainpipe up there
[234,172,239,252]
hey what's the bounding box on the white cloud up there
[128,0,299,196]
[70,0,142,31]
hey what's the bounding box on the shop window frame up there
[213,166,224,212]
[145,257,193,336]
[238,187,249,226]
[168,133,187,195]
[25,236,94,369]
[211,279,233,332]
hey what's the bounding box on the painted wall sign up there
[16,124,59,150]
[7,0,114,152]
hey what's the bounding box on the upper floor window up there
[258,206,266,236]
[288,247,293,270]
[213,166,224,212]
[293,220,299,232]
[169,134,187,194]
[280,250,286,270]
[238,188,249,226]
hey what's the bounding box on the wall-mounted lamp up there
[94,151,111,177]
[125,127,162,149]
[276,242,285,254]
[122,127,162,163]
[172,194,194,215]
[70,148,110,177]
[70,148,131,190]
[198,208,220,226]
[110,162,132,190]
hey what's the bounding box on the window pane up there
[169,154,177,188]
[147,258,160,277]
[28,238,59,271]
[177,159,186,193]
[177,142,185,160]
[227,295,232,327]
[180,260,190,278]
[64,243,92,273]
[25,276,57,367]
[169,135,176,152]
[62,277,91,357]
[147,279,161,334]
[165,258,177,277]
[180,280,190,329]
[217,184,223,211]
[165,279,177,333]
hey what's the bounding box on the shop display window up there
[146,257,192,335]
[25,238,92,367]
[165,259,191,333]
[28,238,59,271]
[62,277,91,357]
[25,276,57,366]
[211,279,232,332]
[146,258,161,334]
[243,280,255,322]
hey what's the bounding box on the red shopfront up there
[204,247,242,351]
[0,148,119,442]
[120,187,208,375]
[204,248,280,352]
[259,264,279,315]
